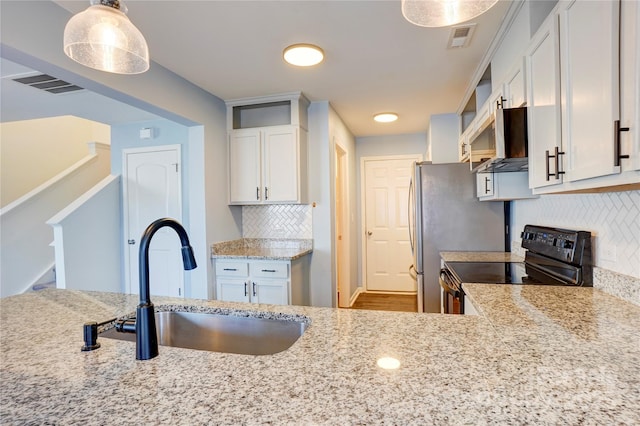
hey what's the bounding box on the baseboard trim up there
[349,287,364,307]
[363,290,417,295]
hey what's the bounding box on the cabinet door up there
[559,0,620,181]
[526,14,564,189]
[263,126,299,203]
[620,0,640,172]
[229,129,261,204]
[505,58,526,108]
[217,278,250,303]
[476,173,494,198]
[251,279,289,305]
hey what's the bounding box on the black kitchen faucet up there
[136,218,197,360]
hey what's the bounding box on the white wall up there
[428,113,459,163]
[0,143,111,296]
[0,116,110,207]
[490,2,531,92]
[48,175,121,293]
[1,1,241,299]
[306,101,358,307]
[329,105,359,303]
[308,101,332,307]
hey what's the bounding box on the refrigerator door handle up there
[408,176,414,255]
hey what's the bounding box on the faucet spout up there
[136,218,197,360]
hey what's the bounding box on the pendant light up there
[401,0,499,28]
[63,0,149,74]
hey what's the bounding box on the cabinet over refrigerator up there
[408,162,508,313]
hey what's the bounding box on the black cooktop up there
[446,260,581,286]
[445,262,542,285]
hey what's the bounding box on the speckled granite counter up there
[440,251,524,263]
[211,238,312,260]
[1,287,639,424]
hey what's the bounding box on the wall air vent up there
[447,24,477,49]
[12,74,84,94]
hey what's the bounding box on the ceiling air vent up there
[12,74,84,94]
[447,24,477,49]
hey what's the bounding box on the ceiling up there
[3,0,512,136]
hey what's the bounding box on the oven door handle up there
[439,268,460,298]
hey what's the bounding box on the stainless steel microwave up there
[470,106,529,172]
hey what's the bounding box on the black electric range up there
[440,225,593,314]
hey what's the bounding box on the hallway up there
[349,292,418,313]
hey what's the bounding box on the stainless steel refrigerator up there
[409,162,506,313]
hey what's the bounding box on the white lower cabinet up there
[215,258,309,306]
[476,171,537,201]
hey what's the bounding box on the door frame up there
[122,144,182,295]
[360,154,422,293]
[334,141,351,308]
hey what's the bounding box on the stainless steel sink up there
[100,311,308,355]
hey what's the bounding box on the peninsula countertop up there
[1,286,639,424]
[211,238,312,261]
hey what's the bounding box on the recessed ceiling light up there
[374,113,399,123]
[283,44,324,67]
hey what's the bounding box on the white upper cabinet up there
[228,125,306,204]
[558,0,620,182]
[226,93,309,205]
[229,129,262,203]
[620,0,640,173]
[526,0,640,193]
[526,12,563,189]
[504,58,526,108]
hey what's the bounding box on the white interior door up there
[363,157,417,292]
[123,146,183,297]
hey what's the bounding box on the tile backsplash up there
[512,190,639,278]
[242,204,312,239]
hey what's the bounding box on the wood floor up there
[349,292,418,313]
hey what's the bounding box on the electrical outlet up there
[601,245,617,262]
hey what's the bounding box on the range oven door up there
[439,268,464,314]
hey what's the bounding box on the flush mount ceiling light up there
[283,44,324,67]
[374,113,399,123]
[63,0,149,74]
[401,0,499,28]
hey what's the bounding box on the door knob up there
[128,239,136,245]
[367,231,373,236]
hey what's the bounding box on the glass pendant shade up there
[401,0,499,28]
[63,3,149,74]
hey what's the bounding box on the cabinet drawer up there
[250,262,289,278]
[215,261,249,277]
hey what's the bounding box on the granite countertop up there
[211,238,312,260]
[1,287,639,424]
[440,251,524,263]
